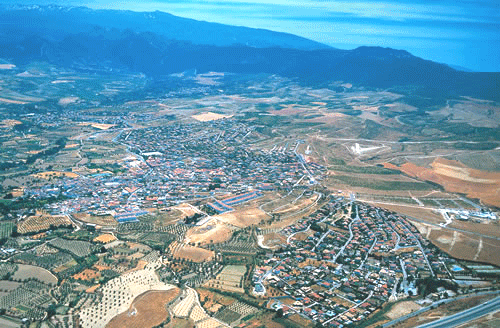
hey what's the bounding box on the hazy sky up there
[4,0,500,71]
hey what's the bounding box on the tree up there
[275,308,284,318]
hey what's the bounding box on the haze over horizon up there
[2,0,499,72]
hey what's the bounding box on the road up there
[382,291,500,328]
[417,295,500,328]
[312,229,332,252]
[402,220,435,277]
[333,206,359,262]
[359,237,377,269]
[399,258,409,295]
[376,209,401,251]
[287,225,310,244]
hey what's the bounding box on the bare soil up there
[107,288,180,328]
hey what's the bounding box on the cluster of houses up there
[24,120,325,221]
[254,200,465,327]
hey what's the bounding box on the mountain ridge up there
[0,4,331,50]
[0,5,499,102]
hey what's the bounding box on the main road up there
[417,295,500,328]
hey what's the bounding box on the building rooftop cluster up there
[254,200,463,327]
[23,120,325,220]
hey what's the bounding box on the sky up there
[4,0,500,71]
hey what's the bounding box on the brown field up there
[94,234,118,244]
[261,232,287,248]
[412,221,500,266]
[216,207,268,228]
[288,313,315,327]
[292,230,314,241]
[164,318,194,328]
[169,242,215,263]
[72,269,100,281]
[197,288,235,314]
[448,220,500,239]
[72,212,117,226]
[0,97,26,104]
[91,123,115,130]
[191,111,233,122]
[264,195,323,230]
[242,312,287,328]
[185,219,232,245]
[272,196,314,214]
[0,119,22,127]
[170,203,199,219]
[58,97,80,105]
[398,158,500,207]
[53,259,78,273]
[86,284,100,293]
[366,202,445,225]
[18,212,72,234]
[107,288,180,328]
[385,301,422,320]
[32,171,79,179]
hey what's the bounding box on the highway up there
[417,295,500,328]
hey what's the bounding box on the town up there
[0,112,496,328]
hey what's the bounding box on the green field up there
[0,221,14,239]
[330,175,432,191]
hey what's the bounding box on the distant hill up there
[0,5,330,50]
[0,5,498,102]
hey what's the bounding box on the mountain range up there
[0,5,499,102]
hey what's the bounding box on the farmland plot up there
[18,214,72,234]
[49,238,94,257]
[0,221,14,239]
[0,263,17,279]
[12,251,73,271]
[12,264,57,285]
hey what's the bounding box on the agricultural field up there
[79,265,175,328]
[0,263,17,280]
[396,158,500,207]
[214,301,258,325]
[206,265,246,294]
[94,233,117,244]
[17,213,73,234]
[11,264,57,285]
[169,242,215,263]
[107,288,180,328]
[12,250,74,271]
[0,280,53,320]
[412,221,500,266]
[49,238,94,258]
[0,221,14,239]
[32,171,79,179]
[72,213,118,227]
[192,111,232,122]
[197,288,235,314]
